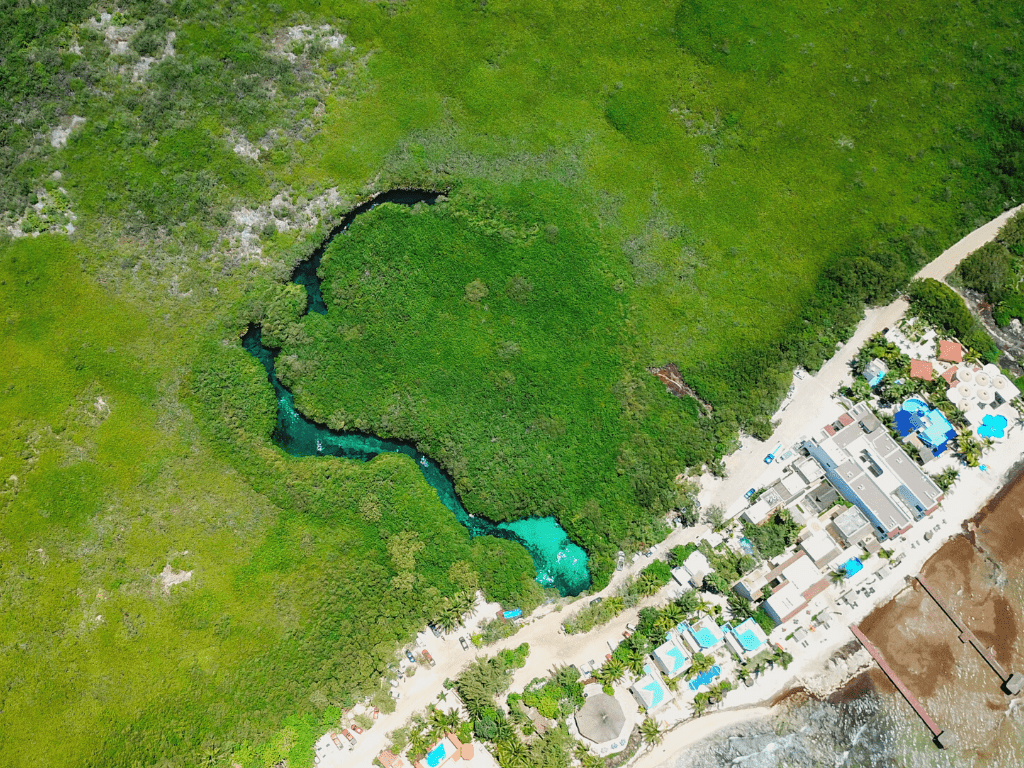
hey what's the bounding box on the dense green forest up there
[3,0,1024,765]
[950,210,1024,327]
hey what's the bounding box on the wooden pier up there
[849,623,951,748]
[915,576,1022,694]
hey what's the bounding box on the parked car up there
[745,488,756,500]
[352,724,364,735]
[459,636,470,651]
[422,650,436,667]
[625,623,636,633]
[429,623,443,638]
[390,690,401,700]
[330,733,344,750]
[405,649,416,664]
[590,597,604,606]
[341,729,357,747]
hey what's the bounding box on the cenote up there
[243,190,591,596]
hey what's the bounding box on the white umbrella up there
[976,386,994,405]
[993,375,1008,391]
[956,368,974,384]
[974,372,991,388]
[957,382,974,400]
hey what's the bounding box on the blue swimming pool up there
[426,739,456,768]
[843,557,863,578]
[979,414,1008,439]
[688,665,721,690]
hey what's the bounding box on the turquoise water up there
[843,557,864,578]
[979,414,1008,439]
[688,665,721,691]
[426,740,454,767]
[239,192,590,596]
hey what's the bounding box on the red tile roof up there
[938,340,963,363]
[838,413,854,427]
[940,366,958,385]
[824,424,836,436]
[909,359,933,381]
[380,751,404,768]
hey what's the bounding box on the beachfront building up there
[651,635,690,679]
[863,358,888,387]
[803,402,943,540]
[761,551,829,625]
[799,530,841,568]
[571,684,634,756]
[677,617,726,653]
[893,398,957,459]
[829,506,874,547]
[724,617,770,657]
[629,666,672,713]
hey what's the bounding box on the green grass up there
[2,0,1024,765]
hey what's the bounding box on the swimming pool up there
[688,665,721,690]
[979,414,1008,439]
[843,557,864,578]
[425,738,457,768]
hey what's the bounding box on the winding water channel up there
[243,190,590,596]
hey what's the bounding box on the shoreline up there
[627,426,1024,768]
[628,706,775,768]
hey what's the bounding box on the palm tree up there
[674,590,699,616]
[654,612,676,636]
[726,592,754,621]
[737,668,752,687]
[437,605,461,633]
[707,680,732,704]
[494,737,529,768]
[693,596,712,617]
[661,603,686,627]
[638,571,663,598]
[606,596,626,614]
[453,591,476,618]
[691,692,709,717]
[597,657,626,685]
[493,713,515,743]
[830,568,847,585]
[686,652,714,679]
[624,647,647,677]
[640,717,663,745]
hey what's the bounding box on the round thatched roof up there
[574,694,625,744]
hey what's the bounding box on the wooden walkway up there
[849,623,943,738]
[916,576,1008,682]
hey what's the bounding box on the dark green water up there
[242,191,590,596]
